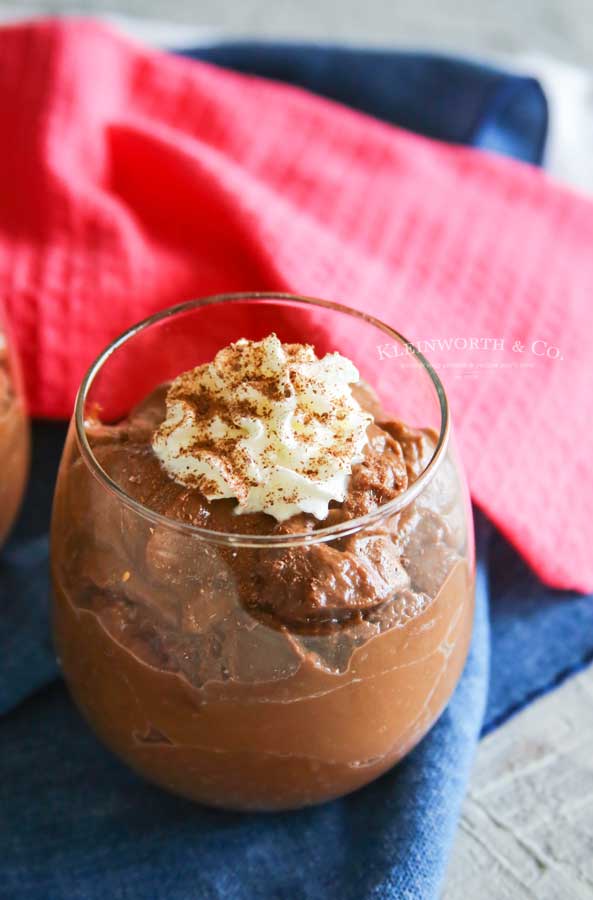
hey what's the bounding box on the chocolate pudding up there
[0,337,29,546]
[52,334,474,811]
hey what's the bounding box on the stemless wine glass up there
[0,304,29,546]
[51,293,475,812]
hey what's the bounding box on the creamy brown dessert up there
[52,334,474,811]
[0,338,29,545]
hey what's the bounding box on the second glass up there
[0,308,29,547]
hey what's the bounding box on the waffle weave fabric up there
[0,19,591,591]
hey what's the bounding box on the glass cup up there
[51,293,475,811]
[0,307,29,546]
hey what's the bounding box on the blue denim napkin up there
[2,46,589,900]
[179,42,548,164]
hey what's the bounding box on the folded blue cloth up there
[2,46,589,900]
[180,42,548,164]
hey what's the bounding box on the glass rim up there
[74,292,451,548]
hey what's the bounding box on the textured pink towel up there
[0,19,591,590]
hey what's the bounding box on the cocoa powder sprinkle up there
[152,333,373,520]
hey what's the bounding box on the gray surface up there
[2,0,593,67]
[2,3,592,898]
[445,669,593,899]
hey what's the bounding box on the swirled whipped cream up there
[152,334,372,521]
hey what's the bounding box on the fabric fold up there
[181,42,548,164]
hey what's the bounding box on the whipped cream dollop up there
[152,334,372,521]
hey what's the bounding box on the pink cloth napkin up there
[0,19,591,590]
